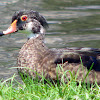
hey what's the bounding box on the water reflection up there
[65,5,100,10]
[0,0,100,80]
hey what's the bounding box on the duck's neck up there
[27,26,45,39]
[29,34,45,41]
[28,33,43,40]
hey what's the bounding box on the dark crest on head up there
[12,10,48,29]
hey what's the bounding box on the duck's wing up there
[51,47,100,71]
[65,47,100,57]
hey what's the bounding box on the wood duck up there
[0,10,100,84]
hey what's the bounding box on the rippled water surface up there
[0,0,100,80]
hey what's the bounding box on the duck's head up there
[0,10,48,38]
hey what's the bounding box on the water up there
[0,0,100,80]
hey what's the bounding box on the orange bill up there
[3,20,17,35]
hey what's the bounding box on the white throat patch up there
[26,22,33,31]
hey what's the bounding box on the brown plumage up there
[17,34,100,83]
[0,10,100,84]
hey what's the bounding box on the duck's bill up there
[0,20,17,36]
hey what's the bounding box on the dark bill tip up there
[0,32,4,36]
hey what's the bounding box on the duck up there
[0,10,100,84]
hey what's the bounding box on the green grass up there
[0,64,100,100]
[0,74,100,100]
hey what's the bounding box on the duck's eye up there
[21,15,28,21]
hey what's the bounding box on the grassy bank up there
[0,73,100,100]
